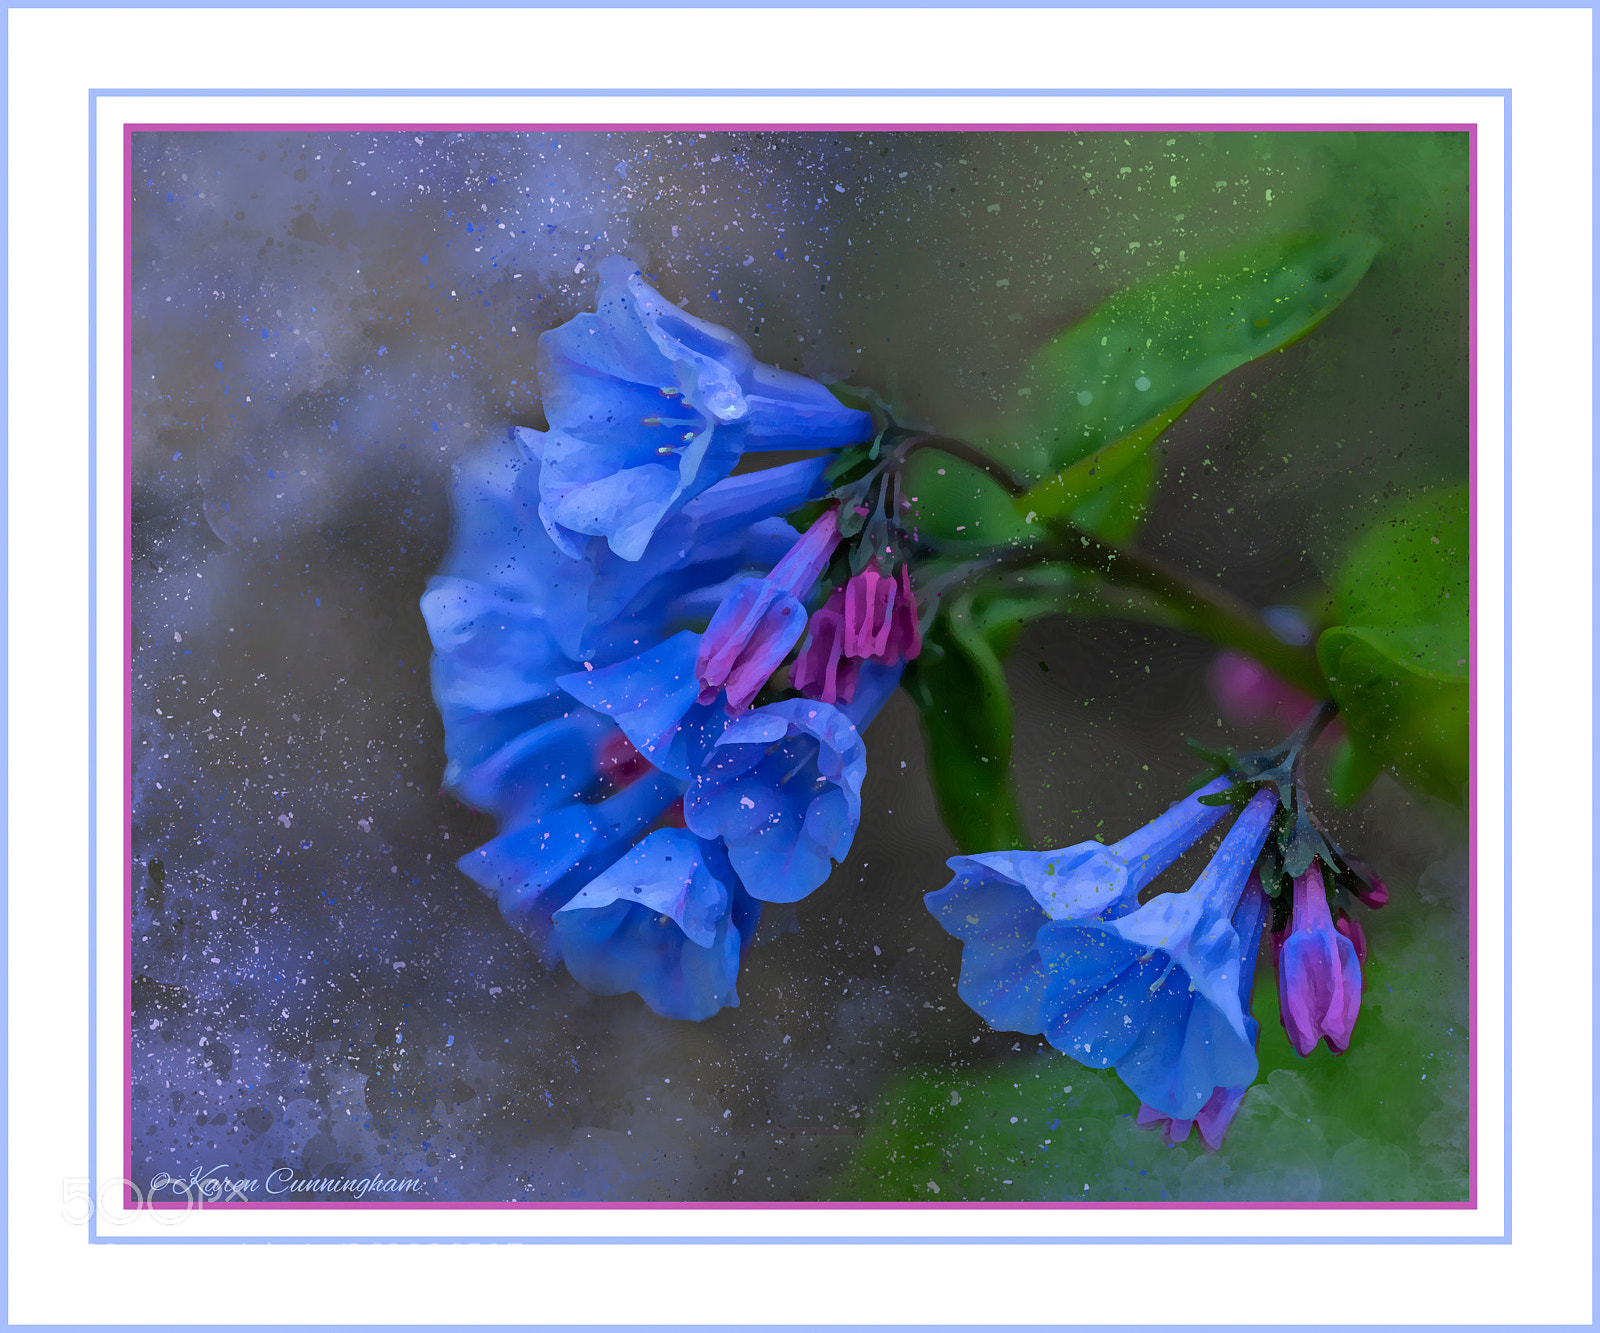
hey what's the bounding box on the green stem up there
[882,429,1326,695]
[894,433,1029,499]
[1043,520,1328,698]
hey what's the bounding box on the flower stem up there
[1043,520,1328,698]
[882,429,1327,694]
[893,433,1029,499]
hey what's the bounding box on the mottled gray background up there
[130,130,1468,1202]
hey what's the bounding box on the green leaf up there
[1060,449,1157,543]
[998,230,1381,477]
[1325,736,1385,807]
[1319,485,1469,805]
[903,449,1039,546]
[1330,487,1468,645]
[1318,626,1468,805]
[1017,391,1197,525]
[901,599,1029,854]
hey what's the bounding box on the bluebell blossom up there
[424,264,894,1020]
[924,774,1235,1036]
[1136,871,1269,1150]
[552,829,762,1021]
[423,427,844,1018]
[534,255,872,561]
[927,784,1278,1129]
[684,666,897,905]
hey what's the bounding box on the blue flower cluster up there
[926,781,1280,1149]
[422,257,885,1020]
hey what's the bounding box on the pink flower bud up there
[1277,862,1362,1056]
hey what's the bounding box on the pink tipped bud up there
[695,508,844,711]
[843,560,897,659]
[1334,911,1368,966]
[790,587,859,705]
[1277,862,1363,1056]
[879,564,922,665]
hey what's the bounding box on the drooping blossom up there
[534,255,871,561]
[422,267,888,1020]
[685,670,896,905]
[925,774,1235,1034]
[927,782,1279,1125]
[1136,872,1269,1150]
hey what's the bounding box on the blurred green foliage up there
[1320,486,1469,806]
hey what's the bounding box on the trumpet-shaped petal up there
[1137,871,1270,1150]
[552,829,761,1020]
[536,256,870,560]
[458,775,681,964]
[925,775,1235,1036]
[1277,862,1362,1055]
[424,429,854,1021]
[555,632,713,779]
[685,696,870,904]
[929,785,1277,1124]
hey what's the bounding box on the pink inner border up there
[118,121,1480,1216]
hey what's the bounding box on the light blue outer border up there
[86,88,1507,1253]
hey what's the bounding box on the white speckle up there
[739,796,756,809]
[276,814,292,828]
